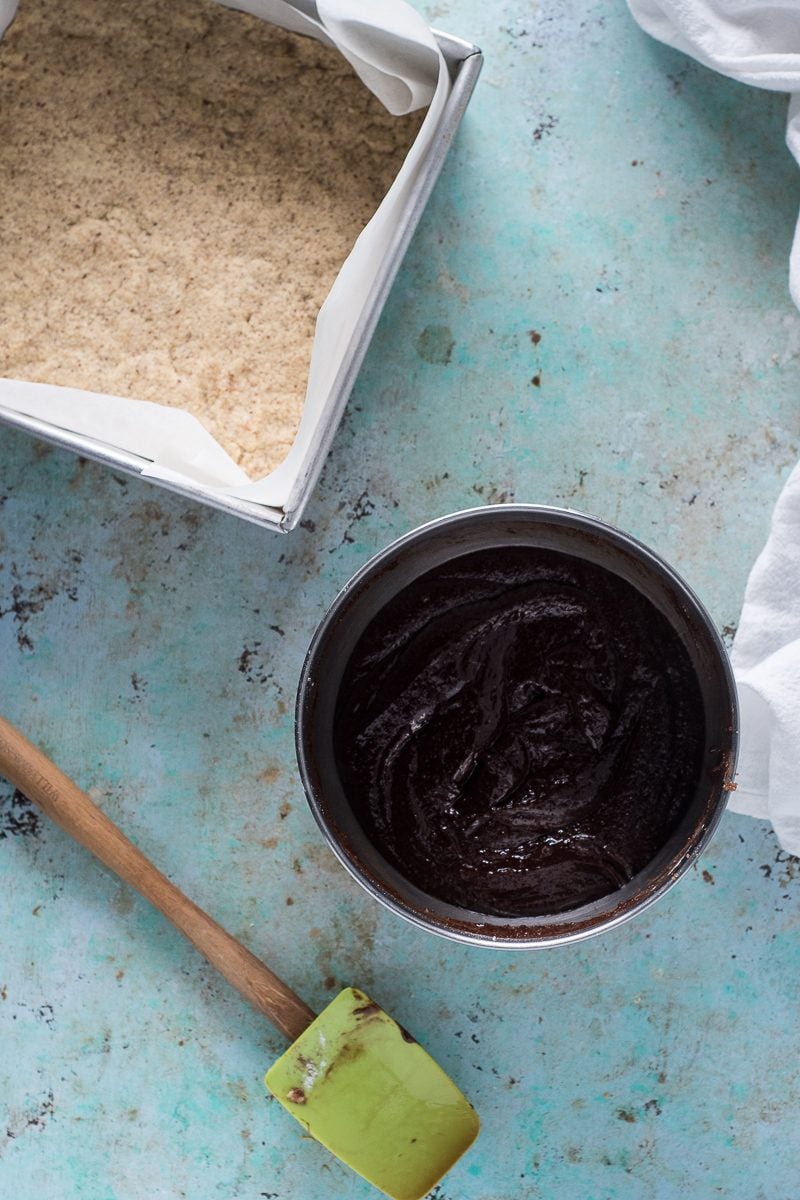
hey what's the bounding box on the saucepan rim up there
[295,504,739,948]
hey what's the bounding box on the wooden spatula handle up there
[0,715,316,1043]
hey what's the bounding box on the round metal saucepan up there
[295,505,739,948]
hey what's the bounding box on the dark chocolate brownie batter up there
[333,545,706,918]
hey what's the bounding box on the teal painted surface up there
[2,2,800,1197]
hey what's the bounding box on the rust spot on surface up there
[528,329,542,345]
[532,114,558,141]
[0,790,41,839]
[702,869,715,885]
[616,1108,637,1123]
[111,888,135,916]
[286,1088,306,1104]
[415,324,455,366]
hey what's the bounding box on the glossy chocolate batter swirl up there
[333,546,706,918]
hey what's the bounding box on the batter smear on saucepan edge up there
[333,546,706,918]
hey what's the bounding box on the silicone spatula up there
[0,715,479,1200]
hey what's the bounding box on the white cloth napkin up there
[727,461,800,853]
[628,0,800,853]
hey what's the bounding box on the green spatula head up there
[265,987,479,1200]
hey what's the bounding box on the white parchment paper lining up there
[0,0,450,509]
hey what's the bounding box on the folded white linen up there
[628,0,800,854]
[726,461,800,853]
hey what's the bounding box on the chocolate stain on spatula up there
[0,715,479,1200]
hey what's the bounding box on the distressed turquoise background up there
[2,2,800,1198]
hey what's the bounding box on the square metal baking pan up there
[0,28,482,533]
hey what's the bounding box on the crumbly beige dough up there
[0,0,421,478]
